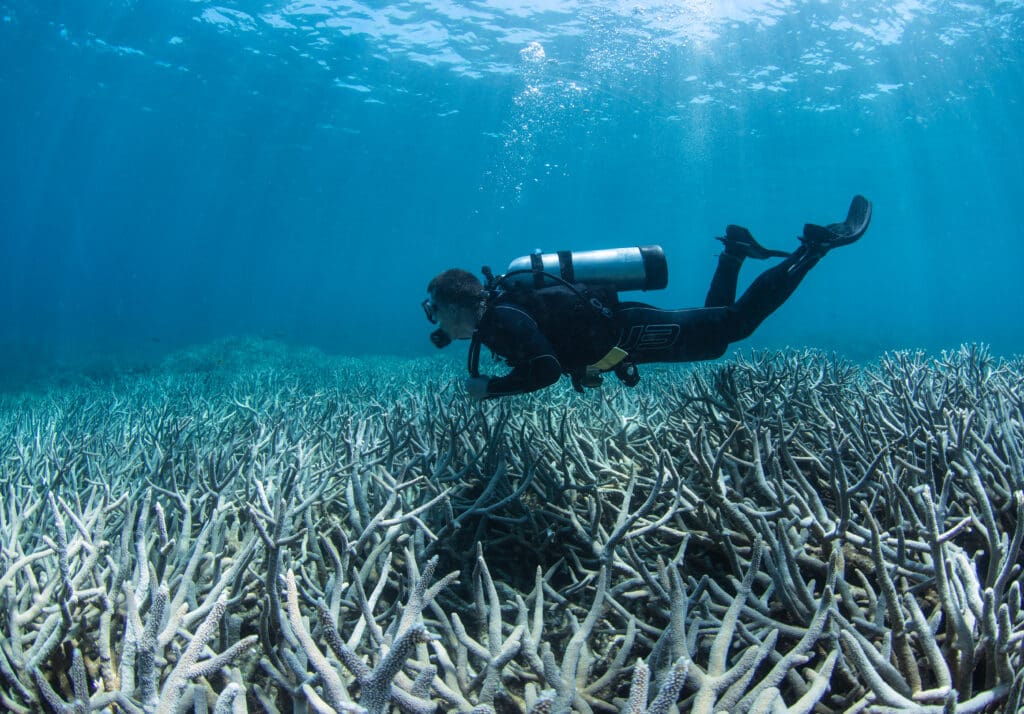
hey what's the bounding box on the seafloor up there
[0,338,1020,714]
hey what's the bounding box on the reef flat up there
[0,339,1021,713]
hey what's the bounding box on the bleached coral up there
[0,340,1020,713]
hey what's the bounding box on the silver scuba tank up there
[504,245,668,291]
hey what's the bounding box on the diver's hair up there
[427,269,483,309]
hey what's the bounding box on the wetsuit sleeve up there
[480,304,562,397]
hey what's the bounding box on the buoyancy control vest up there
[467,245,668,391]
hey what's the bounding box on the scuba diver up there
[423,195,872,400]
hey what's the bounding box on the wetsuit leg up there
[614,303,737,363]
[704,253,743,308]
[729,246,821,340]
[615,248,821,364]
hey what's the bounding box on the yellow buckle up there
[588,346,628,372]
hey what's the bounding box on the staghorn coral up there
[0,338,1020,713]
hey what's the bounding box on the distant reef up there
[0,339,1021,713]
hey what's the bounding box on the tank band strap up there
[529,253,545,288]
[557,250,574,283]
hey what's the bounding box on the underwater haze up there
[1,0,1023,380]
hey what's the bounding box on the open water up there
[2,1,1023,386]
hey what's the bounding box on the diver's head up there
[424,269,484,346]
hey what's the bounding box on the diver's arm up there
[474,305,562,398]
[481,353,562,397]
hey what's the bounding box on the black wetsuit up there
[474,247,821,398]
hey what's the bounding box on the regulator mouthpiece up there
[430,328,452,349]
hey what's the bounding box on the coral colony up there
[0,339,1021,713]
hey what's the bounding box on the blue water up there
[2,1,1023,382]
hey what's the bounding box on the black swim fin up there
[718,224,792,259]
[801,195,872,251]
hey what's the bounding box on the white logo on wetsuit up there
[618,324,681,351]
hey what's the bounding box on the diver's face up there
[435,301,477,340]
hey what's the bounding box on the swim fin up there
[802,195,872,251]
[718,224,792,259]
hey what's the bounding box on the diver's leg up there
[619,255,817,365]
[725,249,820,340]
[704,253,743,308]
[614,304,735,364]
[620,196,873,361]
[726,195,873,340]
[705,225,791,308]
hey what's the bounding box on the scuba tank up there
[504,245,668,292]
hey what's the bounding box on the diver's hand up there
[465,376,490,401]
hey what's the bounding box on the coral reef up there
[0,339,1021,713]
